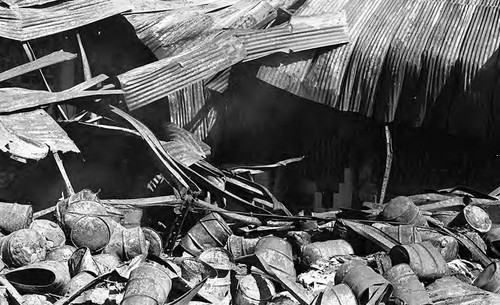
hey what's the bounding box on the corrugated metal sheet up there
[125,0,239,12]
[0,0,130,41]
[118,33,246,111]
[1,0,59,8]
[256,0,500,134]
[0,109,79,161]
[0,51,76,83]
[236,12,349,62]
[206,68,231,93]
[161,122,210,166]
[0,87,122,113]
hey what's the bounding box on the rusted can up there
[485,226,500,257]
[389,241,448,281]
[62,271,96,296]
[334,260,392,304]
[418,229,458,262]
[382,196,426,226]
[473,261,500,293]
[198,248,233,301]
[68,247,100,277]
[428,276,500,304]
[432,211,459,227]
[142,227,163,256]
[180,258,207,284]
[93,253,121,273]
[449,205,492,233]
[121,262,172,305]
[30,219,66,251]
[103,224,148,261]
[311,283,357,305]
[46,245,77,263]
[0,202,32,233]
[377,224,422,245]
[384,264,431,305]
[0,228,46,267]
[181,212,232,256]
[227,235,260,259]
[5,260,70,295]
[301,240,354,266]
[70,216,112,253]
[235,273,276,305]
[254,236,296,281]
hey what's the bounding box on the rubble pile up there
[0,183,499,305]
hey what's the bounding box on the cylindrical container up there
[199,248,234,270]
[227,235,260,259]
[0,229,46,267]
[418,229,458,262]
[473,261,500,293]
[180,258,207,284]
[5,260,70,295]
[235,273,276,305]
[198,248,233,301]
[334,260,392,304]
[254,236,296,281]
[384,264,431,305]
[311,283,357,305]
[449,205,492,233]
[301,240,354,266]
[70,216,112,253]
[68,247,100,277]
[30,219,66,251]
[93,253,121,273]
[121,262,172,305]
[378,225,422,245]
[0,202,32,233]
[103,224,148,261]
[389,241,448,281]
[428,276,497,304]
[181,212,232,256]
[62,271,96,296]
[381,196,422,225]
[46,245,77,263]
[143,227,163,256]
[485,227,500,257]
[432,211,459,227]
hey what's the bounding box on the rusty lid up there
[70,216,111,252]
[463,205,492,233]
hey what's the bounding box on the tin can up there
[199,248,235,270]
[311,283,357,305]
[389,241,448,281]
[68,247,100,277]
[5,260,70,295]
[227,235,260,259]
[70,216,112,253]
[0,229,46,267]
[93,253,121,273]
[473,261,500,293]
[198,248,234,301]
[334,260,392,304]
[301,240,354,266]
[103,224,148,261]
[46,245,77,263]
[30,219,66,251]
[254,236,296,281]
[381,196,423,225]
[181,212,232,256]
[418,229,458,262]
[384,264,431,305]
[449,205,492,233]
[142,227,163,256]
[235,273,276,305]
[0,202,32,233]
[378,225,422,245]
[485,226,500,257]
[121,262,172,305]
[62,272,96,296]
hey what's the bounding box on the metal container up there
[449,205,492,233]
[68,247,100,277]
[418,229,458,262]
[227,235,260,259]
[121,262,172,305]
[311,283,357,305]
[384,264,431,305]
[389,241,448,281]
[142,227,163,256]
[429,276,500,304]
[30,219,66,251]
[485,226,500,257]
[46,245,77,263]
[301,240,354,266]
[334,260,392,304]
[0,202,32,233]
[0,228,46,267]
[103,224,148,261]
[199,248,234,301]
[70,216,112,253]
[473,261,500,293]
[378,225,422,245]
[181,212,232,256]
[199,248,235,270]
[254,236,296,281]
[432,211,459,227]
[62,272,96,296]
[381,196,422,225]
[93,253,121,273]
[5,260,70,295]
[235,273,276,305]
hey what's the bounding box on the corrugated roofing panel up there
[206,68,231,93]
[118,33,246,111]
[0,0,130,41]
[1,0,59,8]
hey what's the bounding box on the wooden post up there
[379,125,393,204]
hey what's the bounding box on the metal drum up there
[254,236,296,281]
[389,241,448,281]
[473,261,500,293]
[384,264,431,305]
[181,212,232,256]
[235,273,276,305]
[0,229,46,267]
[301,240,354,266]
[227,235,260,259]
[382,196,425,225]
[311,283,357,305]
[0,202,32,233]
[121,262,172,305]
